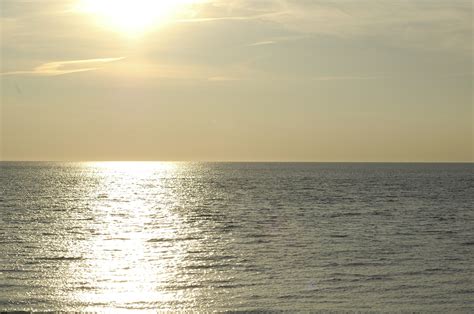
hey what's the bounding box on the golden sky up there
[1,0,472,161]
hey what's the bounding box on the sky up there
[0,0,472,161]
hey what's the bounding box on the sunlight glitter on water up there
[62,162,194,310]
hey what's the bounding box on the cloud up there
[195,0,472,54]
[176,15,257,23]
[175,10,286,23]
[1,57,124,76]
[247,34,310,46]
[248,40,276,46]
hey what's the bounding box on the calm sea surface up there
[0,162,473,312]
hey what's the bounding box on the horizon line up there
[0,160,472,164]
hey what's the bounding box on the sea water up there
[0,162,473,311]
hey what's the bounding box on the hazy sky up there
[1,0,472,161]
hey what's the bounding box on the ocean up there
[0,162,473,312]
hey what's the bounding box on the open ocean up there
[0,162,473,312]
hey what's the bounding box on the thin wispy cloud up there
[199,0,472,54]
[248,40,276,46]
[1,57,124,76]
[175,10,286,23]
[247,34,310,47]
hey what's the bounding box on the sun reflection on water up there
[66,162,191,311]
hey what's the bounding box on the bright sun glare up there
[78,0,197,35]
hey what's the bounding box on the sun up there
[77,0,198,35]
